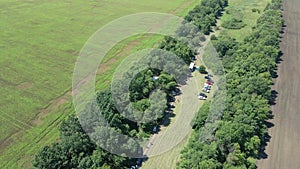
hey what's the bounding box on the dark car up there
[204,75,210,79]
[137,158,143,166]
[207,78,214,83]
[168,97,175,102]
[199,93,207,97]
[167,103,175,109]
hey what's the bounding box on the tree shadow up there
[280,24,287,34]
[258,131,272,159]
[271,51,284,79]
[259,111,275,159]
[276,51,284,64]
[160,111,176,127]
[269,90,278,105]
[258,89,278,159]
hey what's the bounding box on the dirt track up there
[257,0,300,168]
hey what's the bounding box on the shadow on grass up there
[161,111,176,127]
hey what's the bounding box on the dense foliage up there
[159,37,194,64]
[185,0,228,34]
[32,116,131,169]
[178,0,283,168]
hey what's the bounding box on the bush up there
[211,34,217,40]
[252,8,261,13]
[222,18,246,29]
[199,35,206,42]
[199,65,207,74]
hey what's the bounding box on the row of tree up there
[178,0,283,168]
[185,0,228,34]
[32,0,230,168]
[33,116,132,169]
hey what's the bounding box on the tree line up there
[178,0,283,168]
[185,0,228,34]
[32,0,229,168]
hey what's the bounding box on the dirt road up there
[141,21,223,168]
[257,0,300,168]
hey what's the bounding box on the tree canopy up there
[178,0,283,168]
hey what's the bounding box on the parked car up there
[189,62,195,71]
[207,85,211,90]
[207,78,214,83]
[198,93,207,99]
[206,80,213,85]
[137,158,143,166]
[130,165,138,169]
[168,96,175,102]
[167,103,175,109]
[198,95,207,100]
[171,88,181,96]
[204,75,210,79]
[202,86,210,93]
[204,83,211,89]
[199,92,207,97]
[153,126,158,133]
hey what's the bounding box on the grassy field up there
[0,0,201,168]
[221,0,271,41]
[141,133,192,169]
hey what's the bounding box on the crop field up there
[221,0,271,41]
[0,0,201,168]
[257,0,300,168]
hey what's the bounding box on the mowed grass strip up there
[221,0,271,41]
[0,0,200,168]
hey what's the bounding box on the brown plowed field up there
[257,0,300,168]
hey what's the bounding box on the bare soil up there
[257,0,300,168]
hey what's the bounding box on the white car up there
[198,95,207,100]
[202,87,210,93]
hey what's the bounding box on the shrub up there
[222,18,246,29]
[199,65,207,74]
[199,35,206,42]
[211,34,217,40]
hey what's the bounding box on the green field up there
[0,0,200,168]
[221,0,271,41]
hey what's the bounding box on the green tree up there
[199,65,207,74]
